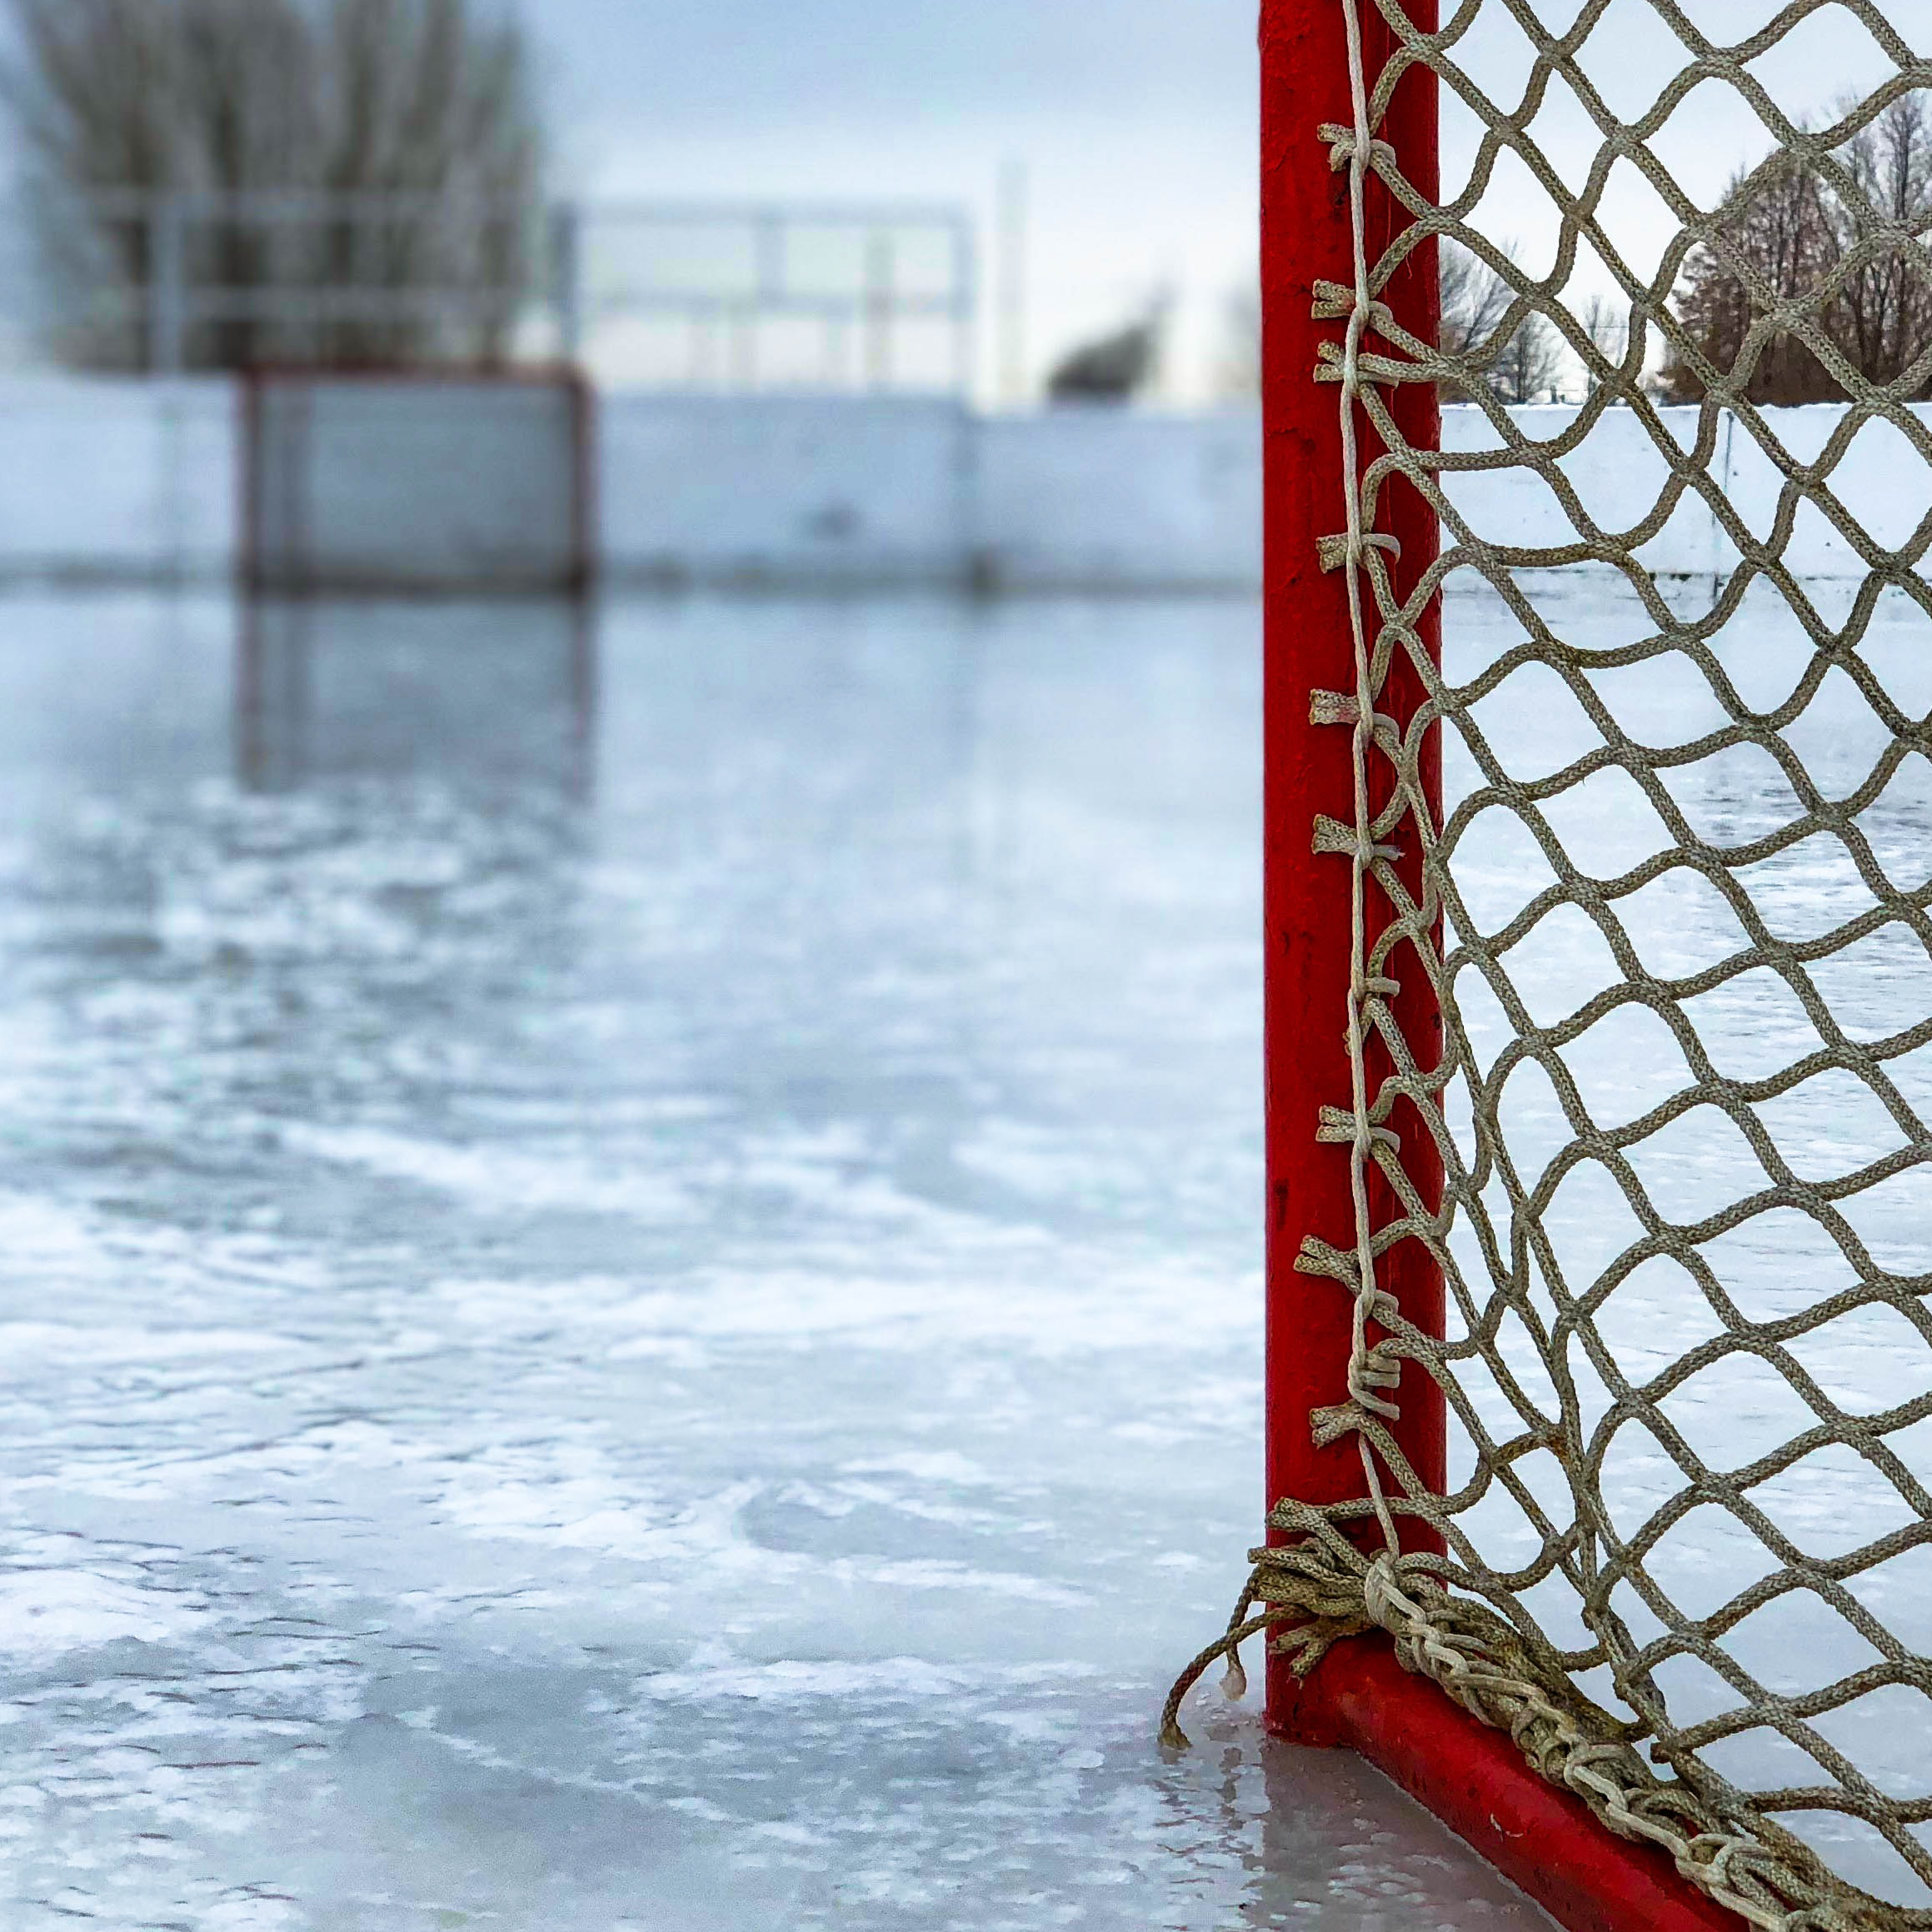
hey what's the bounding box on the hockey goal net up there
[1167,5,1932,1929]
[241,369,595,596]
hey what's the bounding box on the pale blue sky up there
[528,0,1255,130]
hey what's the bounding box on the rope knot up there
[1316,530,1401,574]
[1316,121,1396,172]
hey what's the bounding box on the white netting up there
[1171,6,1932,1928]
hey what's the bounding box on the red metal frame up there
[236,362,599,597]
[1259,5,1732,1926]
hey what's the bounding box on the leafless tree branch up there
[4,0,546,371]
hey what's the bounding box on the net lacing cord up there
[1162,3,1932,1929]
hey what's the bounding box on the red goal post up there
[1260,4,1740,1926]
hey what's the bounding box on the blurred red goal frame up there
[1259,5,1733,1928]
[236,362,600,599]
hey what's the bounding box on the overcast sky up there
[515,1,1887,401]
[518,0,1262,401]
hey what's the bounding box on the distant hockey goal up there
[1166,6,1932,1930]
[240,369,595,596]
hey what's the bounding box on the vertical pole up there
[730,307,758,389]
[552,201,585,366]
[824,313,851,388]
[996,158,1030,406]
[864,227,896,390]
[756,210,785,311]
[951,217,979,401]
[1251,17,1790,1929]
[1260,0,1442,1748]
[152,192,187,377]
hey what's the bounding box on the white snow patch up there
[0,1323,283,1364]
[0,1192,113,1274]
[840,1452,999,1487]
[287,1125,690,1222]
[836,1560,1085,1606]
[0,1570,203,1660]
[638,1655,1096,1703]
[585,1263,1256,1355]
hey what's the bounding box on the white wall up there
[0,380,1916,592]
[599,395,972,587]
[595,399,1263,591]
[0,377,234,582]
[974,410,1261,591]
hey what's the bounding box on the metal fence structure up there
[52,191,979,396]
[563,201,978,395]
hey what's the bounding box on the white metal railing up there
[566,201,977,392]
[64,191,979,394]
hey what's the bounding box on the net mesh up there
[1170,5,1932,1928]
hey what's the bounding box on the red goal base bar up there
[1269,1645,1738,1932]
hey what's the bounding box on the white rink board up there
[0,380,1924,591]
[597,393,971,587]
[0,377,235,581]
[1444,404,1932,585]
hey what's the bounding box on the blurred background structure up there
[0,0,1916,599]
[0,0,1919,632]
[0,0,1251,403]
[0,0,1269,595]
[2,0,1925,405]
[8,0,543,373]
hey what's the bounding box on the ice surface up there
[0,592,1552,1930]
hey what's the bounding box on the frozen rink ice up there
[0,592,1555,1930]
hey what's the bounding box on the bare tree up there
[1661,95,1932,403]
[1438,239,1563,403]
[1492,312,1564,403]
[1660,149,1840,403]
[1580,292,1630,396]
[1830,92,1932,392]
[1046,292,1171,406]
[4,0,545,372]
[1439,238,1514,373]
[312,0,543,365]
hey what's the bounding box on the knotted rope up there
[1163,1509,1899,1931]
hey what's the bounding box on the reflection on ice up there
[236,596,597,796]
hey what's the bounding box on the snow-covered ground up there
[0,591,1553,1930]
